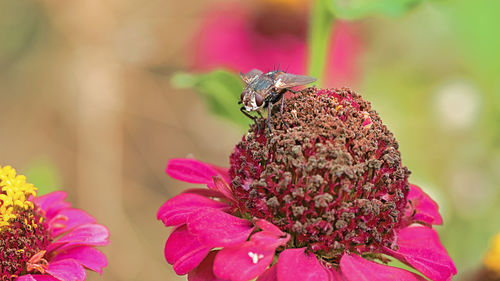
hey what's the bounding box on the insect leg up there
[240,107,261,133]
[267,102,273,132]
[240,106,255,120]
[280,94,289,129]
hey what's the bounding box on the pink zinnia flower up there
[191,3,361,87]
[0,165,109,281]
[158,88,456,281]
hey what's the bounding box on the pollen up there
[484,233,500,276]
[0,166,37,228]
[248,252,264,264]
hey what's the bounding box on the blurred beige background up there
[1,0,240,280]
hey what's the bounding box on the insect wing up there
[240,69,263,84]
[273,72,317,89]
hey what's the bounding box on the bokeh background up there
[1,0,499,280]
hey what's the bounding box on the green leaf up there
[328,0,423,20]
[171,70,251,129]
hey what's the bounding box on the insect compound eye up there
[254,93,264,106]
[240,89,247,101]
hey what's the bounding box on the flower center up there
[229,88,410,263]
[0,166,51,280]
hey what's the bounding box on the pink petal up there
[250,221,290,249]
[157,193,228,227]
[47,224,109,253]
[340,254,426,281]
[16,275,37,281]
[254,219,284,237]
[256,265,278,281]
[34,191,71,219]
[164,225,211,275]
[19,275,60,281]
[325,267,346,281]
[33,191,67,209]
[166,158,226,187]
[46,259,86,281]
[182,188,227,198]
[188,251,229,281]
[212,176,235,201]
[165,226,204,264]
[384,226,457,281]
[406,184,443,225]
[251,231,290,249]
[52,246,107,274]
[49,208,97,238]
[211,166,231,184]
[277,248,329,281]
[174,247,212,275]
[188,207,254,247]
[213,241,275,281]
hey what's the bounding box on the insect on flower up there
[239,69,316,131]
[158,88,457,281]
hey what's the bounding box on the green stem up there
[307,0,335,86]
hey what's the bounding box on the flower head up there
[158,88,456,281]
[0,165,109,281]
[230,88,410,260]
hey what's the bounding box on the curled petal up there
[33,191,66,210]
[213,176,236,201]
[173,247,212,275]
[16,276,38,281]
[188,251,228,281]
[52,246,107,274]
[211,224,289,280]
[49,208,97,237]
[188,207,254,247]
[46,224,110,253]
[340,254,426,281]
[34,191,71,219]
[213,241,275,281]
[165,225,211,275]
[254,219,284,237]
[18,275,59,281]
[406,184,443,225]
[157,193,228,227]
[166,158,226,188]
[277,248,329,281]
[46,259,86,281]
[211,166,231,184]
[182,188,227,199]
[384,226,457,281]
[251,220,289,249]
[251,231,290,249]
[256,265,278,281]
[325,267,346,281]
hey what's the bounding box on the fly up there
[239,69,316,132]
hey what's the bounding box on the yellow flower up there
[485,233,500,275]
[0,165,37,228]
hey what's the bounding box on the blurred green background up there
[1,0,499,280]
